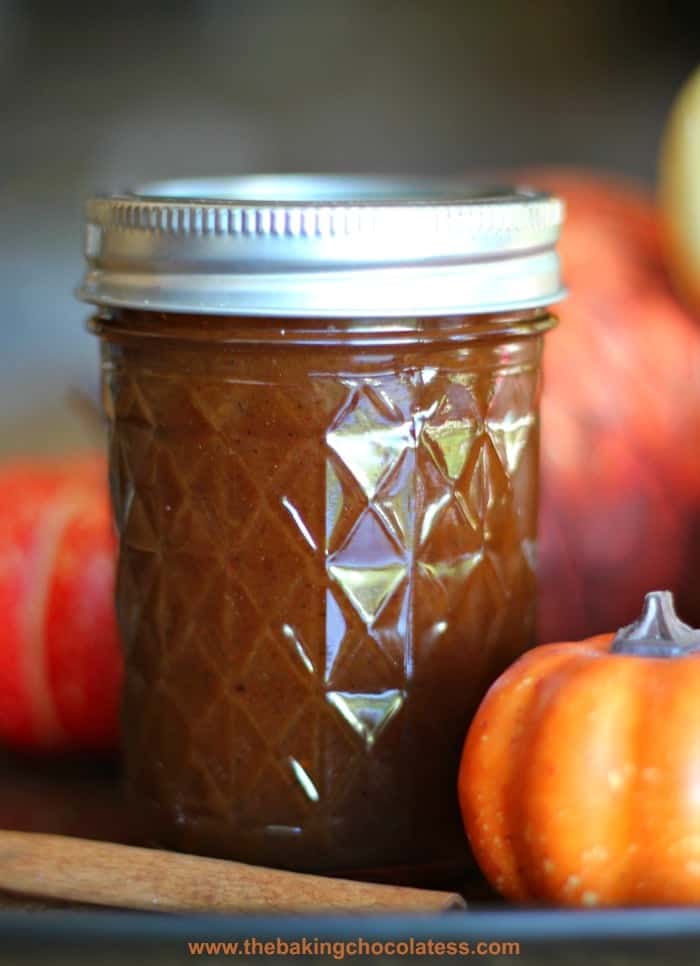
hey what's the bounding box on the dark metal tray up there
[3,907,700,965]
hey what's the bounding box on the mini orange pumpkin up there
[458,591,700,907]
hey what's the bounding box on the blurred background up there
[1,0,699,456]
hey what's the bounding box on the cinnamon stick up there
[0,830,465,913]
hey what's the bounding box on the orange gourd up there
[458,591,700,907]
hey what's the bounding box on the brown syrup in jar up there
[96,308,552,881]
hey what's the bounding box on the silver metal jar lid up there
[78,175,565,318]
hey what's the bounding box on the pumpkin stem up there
[611,590,700,657]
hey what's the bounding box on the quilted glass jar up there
[80,177,564,881]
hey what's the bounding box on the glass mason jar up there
[80,177,564,882]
